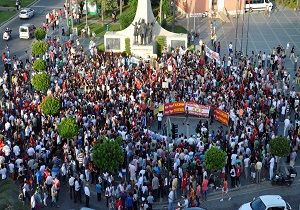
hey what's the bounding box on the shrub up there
[40,96,60,116]
[92,136,124,173]
[34,27,47,40]
[204,147,227,171]
[32,59,47,72]
[32,41,48,56]
[58,117,79,139]
[156,36,166,56]
[125,38,131,55]
[31,72,50,92]
[270,136,290,157]
[97,43,105,52]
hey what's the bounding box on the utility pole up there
[234,0,239,58]
[245,8,252,56]
[160,0,163,24]
[240,2,245,54]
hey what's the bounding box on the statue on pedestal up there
[138,19,147,45]
[147,21,155,44]
[132,22,139,44]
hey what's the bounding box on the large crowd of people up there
[0,6,300,210]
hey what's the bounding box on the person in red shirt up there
[220,178,231,201]
[201,176,208,201]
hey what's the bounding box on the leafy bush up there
[32,40,48,56]
[31,72,50,92]
[41,96,60,116]
[92,136,124,173]
[32,59,47,72]
[119,0,137,29]
[125,38,131,55]
[34,27,47,40]
[156,36,166,56]
[270,136,290,157]
[275,0,298,8]
[204,147,227,171]
[58,117,79,139]
[97,43,105,52]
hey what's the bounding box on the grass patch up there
[0,0,35,7]
[164,24,188,34]
[0,11,16,24]
[0,179,25,210]
[75,22,121,37]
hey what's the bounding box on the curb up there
[151,181,270,208]
[0,0,39,29]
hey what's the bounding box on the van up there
[245,0,273,11]
[19,24,36,39]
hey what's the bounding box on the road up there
[0,0,64,64]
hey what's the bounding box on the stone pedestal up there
[104,0,187,57]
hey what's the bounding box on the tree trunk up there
[101,2,105,25]
[120,0,122,15]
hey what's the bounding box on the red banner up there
[214,108,229,126]
[164,102,185,115]
[185,102,210,118]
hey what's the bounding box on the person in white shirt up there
[74,178,81,203]
[168,188,174,210]
[243,155,250,180]
[30,194,36,209]
[84,184,90,207]
[269,155,275,180]
[69,175,75,200]
[284,117,291,136]
[157,111,163,131]
[13,144,20,156]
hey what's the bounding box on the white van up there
[19,24,36,39]
[245,0,273,11]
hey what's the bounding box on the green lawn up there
[75,21,121,37]
[0,0,35,7]
[0,11,16,24]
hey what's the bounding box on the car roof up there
[260,195,286,207]
[20,23,34,27]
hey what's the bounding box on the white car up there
[239,195,292,210]
[19,8,34,19]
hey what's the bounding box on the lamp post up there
[245,8,252,57]
[234,0,239,58]
[240,7,245,55]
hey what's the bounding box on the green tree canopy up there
[270,136,290,157]
[41,96,60,116]
[32,41,48,56]
[34,27,47,40]
[204,147,227,171]
[31,72,50,92]
[92,136,124,173]
[58,117,79,139]
[32,59,47,72]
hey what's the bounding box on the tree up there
[270,136,290,157]
[34,27,47,40]
[204,147,227,171]
[31,72,50,92]
[32,59,47,72]
[41,96,60,116]
[32,41,48,57]
[162,0,171,17]
[58,117,79,139]
[92,136,124,173]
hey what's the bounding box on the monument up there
[104,0,188,57]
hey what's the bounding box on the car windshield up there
[20,27,28,32]
[250,198,266,210]
[20,11,27,14]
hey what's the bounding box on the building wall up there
[176,0,209,14]
[176,0,245,15]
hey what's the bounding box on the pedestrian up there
[229,166,236,188]
[96,181,102,201]
[30,193,36,210]
[68,174,75,200]
[220,178,231,201]
[228,42,233,55]
[243,155,250,181]
[269,155,275,180]
[290,45,295,59]
[84,184,90,208]
[255,159,262,184]
[157,111,163,131]
[74,178,81,203]
[235,163,241,187]
[168,188,174,210]
[196,182,201,207]
[105,185,112,207]
[217,41,221,54]
[201,176,208,201]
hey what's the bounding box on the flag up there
[205,45,220,64]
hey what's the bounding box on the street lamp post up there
[245,8,252,56]
[240,11,245,55]
[234,0,239,58]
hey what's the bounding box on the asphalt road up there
[0,0,64,64]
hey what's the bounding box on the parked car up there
[19,8,34,19]
[185,208,207,210]
[239,195,292,210]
